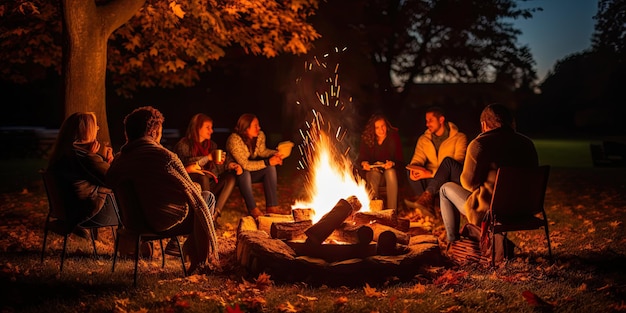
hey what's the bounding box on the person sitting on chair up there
[439,103,539,244]
[173,113,242,224]
[106,106,219,274]
[47,112,118,238]
[356,114,404,210]
[226,113,286,219]
[404,106,468,219]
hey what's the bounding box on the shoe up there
[250,207,264,219]
[266,205,291,215]
[164,238,181,257]
[404,198,420,209]
[416,191,435,212]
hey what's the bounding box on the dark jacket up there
[106,137,218,267]
[48,147,111,229]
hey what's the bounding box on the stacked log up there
[304,196,361,246]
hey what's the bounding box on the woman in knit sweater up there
[226,114,285,219]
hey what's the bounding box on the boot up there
[250,207,264,219]
[267,205,291,215]
[416,191,435,214]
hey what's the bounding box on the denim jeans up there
[407,157,462,196]
[365,168,398,210]
[439,181,471,242]
[237,165,278,212]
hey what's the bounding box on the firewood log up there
[304,196,361,245]
[270,220,313,240]
[292,208,315,222]
[257,214,294,235]
[376,230,397,255]
[329,223,374,244]
[351,210,410,232]
[370,223,410,245]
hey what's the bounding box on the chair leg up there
[90,229,98,258]
[60,234,69,272]
[133,236,141,287]
[40,226,49,263]
[110,226,116,242]
[491,233,496,267]
[159,239,165,268]
[111,231,120,273]
[544,225,553,260]
[175,237,187,277]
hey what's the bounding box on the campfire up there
[235,51,443,284]
[250,126,414,262]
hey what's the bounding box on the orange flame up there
[291,131,371,223]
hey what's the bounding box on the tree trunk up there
[61,0,145,144]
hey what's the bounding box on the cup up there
[213,149,225,164]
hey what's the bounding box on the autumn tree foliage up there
[0,0,320,142]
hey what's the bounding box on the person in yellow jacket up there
[404,106,468,218]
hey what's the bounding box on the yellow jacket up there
[408,122,468,174]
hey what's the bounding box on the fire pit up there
[235,198,446,286]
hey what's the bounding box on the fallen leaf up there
[334,296,348,306]
[440,305,462,312]
[411,283,426,294]
[577,283,587,291]
[364,283,384,298]
[297,294,318,301]
[441,288,454,295]
[521,290,552,308]
[226,303,244,313]
[255,272,273,289]
[277,301,299,312]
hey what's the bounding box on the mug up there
[213,149,225,164]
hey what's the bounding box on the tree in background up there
[0,0,320,142]
[535,0,625,134]
[298,0,538,118]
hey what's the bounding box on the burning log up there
[270,220,313,240]
[329,223,373,245]
[293,208,315,222]
[351,210,410,232]
[304,196,362,245]
[370,223,410,245]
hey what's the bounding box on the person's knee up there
[440,182,455,196]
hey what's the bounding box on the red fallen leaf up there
[174,300,190,308]
[226,303,244,313]
[522,290,552,308]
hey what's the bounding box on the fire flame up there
[291,131,371,223]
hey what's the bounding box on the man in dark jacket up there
[106,106,219,274]
[439,103,539,243]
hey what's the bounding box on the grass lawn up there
[1,138,625,312]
